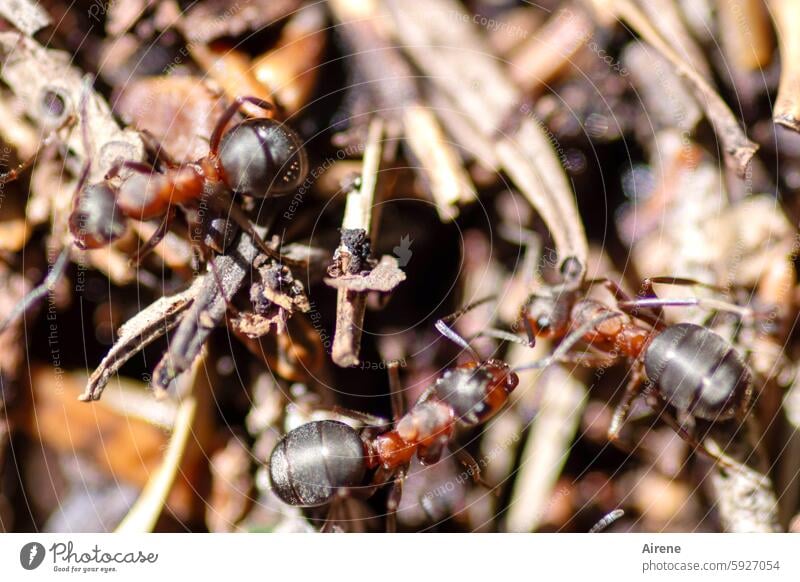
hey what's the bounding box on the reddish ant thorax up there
[369,359,518,471]
[116,165,205,220]
[523,286,651,360]
[570,299,650,358]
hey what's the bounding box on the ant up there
[513,264,759,463]
[0,94,309,333]
[69,95,308,258]
[268,304,519,531]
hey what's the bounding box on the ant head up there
[483,359,519,396]
[522,290,573,338]
[217,118,308,198]
[69,182,126,250]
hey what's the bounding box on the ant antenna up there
[435,320,481,362]
[588,509,624,533]
[513,310,624,372]
[435,295,497,362]
[0,247,70,334]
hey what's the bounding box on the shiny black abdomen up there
[268,420,366,507]
[643,323,751,421]
[218,118,308,197]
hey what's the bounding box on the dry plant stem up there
[771,0,800,131]
[640,0,713,80]
[402,105,476,221]
[383,0,588,273]
[80,279,202,401]
[586,0,757,176]
[151,227,261,393]
[0,34,144,182]
[330,0,476,220]
[0,0,50,36]
[505,343,589,532]
[508,7,594,94]
[115,394,198,532]
[717,0,774,72]
[705,418,781,532]
[0,92,40,159]
[331,118,384,367]
[779,372,800,524]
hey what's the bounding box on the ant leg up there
[641,276,729,297]
[557,349,619,369]
[584,278,665,329]
[514,311,625,373]
[129,210,176,267]
[656,410,738,471]
[0,108,78,185]
[319,501,340,533]
[451,447,491,488]
[387,360,405,424]
[0,247,70,334]
[617,296,753,320]
[0,147,45,184]
[138,129,179,168]
[385,467,406,533]
[326,405,389,428]
[209,193,306,268]
[209,96,276,154]
[607,370,646,444]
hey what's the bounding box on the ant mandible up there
[268,304,518,530]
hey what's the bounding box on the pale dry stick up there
[623,44,702,132]
[383,0,588,274]
[641,0,713,80]
[403,105,476,221]
[585,0,757,176]
[717,0,774,73]
[771,0,800,132]
[0,34,144,183]
[778,369,800,526]
[508,6,594,94]
[705,418,781,532]
[0,0,50,36]
[0,92,40,160]
[331,118,384,367]
[115,396,197,532]
[505,341,590,532]
[329,0,477,221]
[427,89,500,172]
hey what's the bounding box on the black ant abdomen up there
[269,420,367,507]
[644,322,751,421]
[218,118,308,197]
[68,182,126,250]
